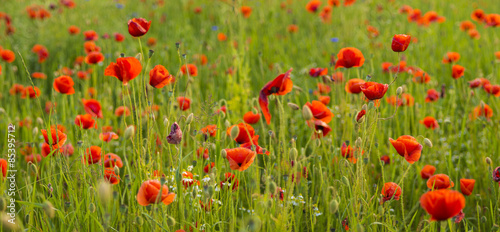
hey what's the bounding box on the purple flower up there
[167,122,182,144]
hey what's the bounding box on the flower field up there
[1,0,500,231]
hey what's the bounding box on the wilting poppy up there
[306,0,321,13]
[41,128,67,150]
[381,182,402,203]
[391,34,411,52]
[1,49,15,63]
[258,68,293,124]
[100,132,119,142]
[75,114,96,129]
[225,147,256,171]
[82,99,103,118]
[460,179,475,196]
[82,146,102,165]
[149,65,174,88]
[389,135,422,164]
[167,122,183,144]
[334,47,365,69]
[128,18,151,37]
[345,78,365,94]
[442,52,460,64]
[0,159,8,178]
[104,57,142,85]
[451,65,465,79]
[425,89,440,102]
[180,64,198,77]
[470,104,493,120]
[220,172,239,191]
[103,153,123,168]
[243,111,260,124]
[312,120,332,138]
[104,168,120,185]
[200,125,217,137]
[177,97,191,111]
[53,75,75,95]
[306,100,333,123]
[85,51,104,64]
[227,123,255,144]
[360,82,388,100]
[136,180,175,206]
[419,116,439,129]
[427,174,454,190]
[115,106,131,117]
[241,6,252,18]
[420,189,465,221]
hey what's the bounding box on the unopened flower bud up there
[329,199,339,214]
[302,105,313,121]
[396,86,403,95]
[186,113,194,125]
[424,138,433,148]
[288,103,300,110]
[124,125,135,139]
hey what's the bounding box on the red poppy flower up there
[495,51,500,60]
[147,37,156,46]
[0,159,8,178]
[360,82,388,100]
[197,147,209,159]
[460,179,475,196]
[103,153,123,168]
[203,162,215,173]
[306,100,333,123]
[128,18,151,37]
[41,128,67,150]
[225,147,256,171]
[177,97,191,111]
[312,120,331,139]
[226,123,255,144]
[136,180,175,206]
[471,9,485,22]
[85,51,104,64]
[345,78,365,94]
[341,142,363,163]
[427,174,454,190]
[483,84,500,97]
[115,106,131,117]
[420,165,436,179]
[468,29,480,39]
[53,75,75,95]
[459,21,475,31]
[391,34,411,52]
[217,33,227,41]
[241,6,252,18]
[319,96,330,105]
[68,25,80,35]
[10,84,24,95]
[305,0,321,13]
[442,52,460,63]
[220,172,239,191]
[309,68,328,77]
[420,189,465,221]
[82,99,103,118]
[82,146,102,165]
[470,104,493,120]
[258,68,293,124]
[32,44,49,63]
[419,116,439,129]
[356,110,365,122]
[334,47,365,69]
[100,132,119,142]
[1,49,15,63]
[451,65,465,79]
[104,168,120,185]
[83,30,98,41]
[380,155,390,165]
[83,41,100,54]
[200,125,217,137]
[243,111,260,124]
[412,70,431,84]
[381,182,402,203]
[240,135,270,155]
[25,154,42,163]
[31,72,47,79]
[104,57,142,85]
[425,89,440,103]
[180,64,198,77]
[389,135,422,164]
[468,78,482,88]
[75,114,96,129]
[288,24,299,33]
[149,65,174,88]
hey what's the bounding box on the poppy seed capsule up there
[290,148,298,159]
[302,105,313,120]
[355,137,362,148]
[43,201,55,218]
[268,181,277,194]
[329,199,339,214]
[424,138,433,148]
[288,103,300,110]
[486,157,492,165]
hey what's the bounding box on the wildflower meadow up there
[1,0,500,231]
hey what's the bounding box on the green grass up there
[1,0,500,231]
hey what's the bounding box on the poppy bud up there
[424,138,433,148]
[186,113,194,125]
[135,53,142,62]
[244,216,262,232]
[120,53,125,58]
[166,216,176,226]
[288,103,300,110]
[391,34,411,52]
[329,199,339,214]
[2,213,20,231]
[221,149,227,159]
[98,180,112,206]
[148,49,154,59]
[114,166,120,175]
[290,148,298,160]
[396,86,403,95]
[37,117,44,125]
[89,203,96,213]
[42,201,55,218]
[33,127,38,137]
[268,181,277,194]
[486,157,492,165]
[163,117,169,126]
[302,105,313,120]
[207,185,215,197]
[482,216,487,223]
[361,104,367,111]
[124,125,135,139]
[230,125,240,140]
[135,216,144,226]
[378,205,384,215]
[355,137,362,148]
[341,176,350,187]
[368,101,375,110]
[225,120,231,128]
